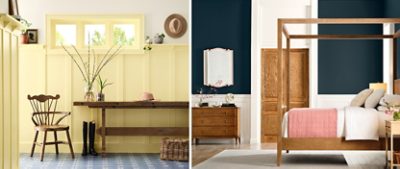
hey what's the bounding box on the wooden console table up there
[73,101,189,155]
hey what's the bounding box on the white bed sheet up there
[282,107,391,138]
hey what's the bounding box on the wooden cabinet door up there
[261,48,309,143]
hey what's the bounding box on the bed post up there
[286,37,291,112]
[276,19,284,167]
[393,32,398,92]
[276,19,283,166]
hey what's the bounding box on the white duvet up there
[282,106,392,140]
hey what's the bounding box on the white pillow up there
[379,94,400,106]
[350,89,373,107]
[365,89,385,108]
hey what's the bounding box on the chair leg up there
[40,131,48,162]
[30,131,39,157]
[66,129,75,159]
[54,131,59,155]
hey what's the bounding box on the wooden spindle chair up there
[28,94,74,161]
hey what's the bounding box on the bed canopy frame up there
[276,18,400,166]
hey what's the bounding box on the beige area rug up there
[194,150,386,169]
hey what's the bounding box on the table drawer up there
[193,116,236,126]
[193,127,237,137]
[192,108,236,117]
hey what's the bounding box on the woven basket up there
[160,137,189,161]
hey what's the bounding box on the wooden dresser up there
[192,107,240,144]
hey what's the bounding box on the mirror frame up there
[203,48,234,88]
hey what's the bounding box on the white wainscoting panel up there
[192,94,251,144]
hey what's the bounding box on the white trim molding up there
[384,23,395,94]
[251,0,261,144]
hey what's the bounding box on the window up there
[113,24,135,46]
[85,24,106,46]
[55,24,77,46]
[47,15,144,51]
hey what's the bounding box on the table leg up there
[386,132,388,168]
[102,108,106,157]
[391,132,394,169]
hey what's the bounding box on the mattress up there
[282,107,391,138]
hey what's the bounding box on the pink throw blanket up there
[288,108,337,138]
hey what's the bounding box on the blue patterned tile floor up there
[20,153,189,169]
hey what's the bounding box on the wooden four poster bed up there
[276,18,400,166]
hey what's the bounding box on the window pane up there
[85,24,106,46]
[55,24,76,46]
[113,24,135,46]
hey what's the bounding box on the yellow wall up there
[19,44,189,153]
[0,14,21,169]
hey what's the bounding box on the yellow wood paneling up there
[3,31,12,169]
[19,44,189,153]
[18,44,46,153]
[0,14,21,169]
[0,28,4,169]
[0,15,21,168]
[11,35,19,169]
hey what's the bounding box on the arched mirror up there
[203,48,234,88]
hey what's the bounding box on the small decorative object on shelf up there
[8,0,20,18]
[222,93,236,107]
[143,36,153,51]
[26,29,38,44]
[153,33,165,44]
[384,101,400,121]
[19,18,32,44]
[97,76,112,102]
[140,92,156,101]
[62,41,121,101]
[197,87,217,107]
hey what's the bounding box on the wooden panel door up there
[261,48,309,143]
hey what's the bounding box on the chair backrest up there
[28,94,60,126]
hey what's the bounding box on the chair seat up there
[35,125,69,131]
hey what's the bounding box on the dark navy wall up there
[318,0,384,94]
[385,0,400,79]
[191,0,251,94]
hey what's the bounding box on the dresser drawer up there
[192,108,236,117]
[193,127,237,137]
[193,116,236,126]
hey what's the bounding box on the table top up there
[192,106,238,109]
[73,101,189,109]
[386,120,400,126]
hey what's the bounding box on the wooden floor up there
[192,143,276,166]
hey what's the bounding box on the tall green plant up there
[97,75,113,94]
[62,44,122,91]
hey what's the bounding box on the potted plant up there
[19,18,32,44]
[153,33,165,44]
[197,87,217,107]
[143,36,153,51]
[97,76,112,101]
[384,101,400,120]
[62,44,121,101]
